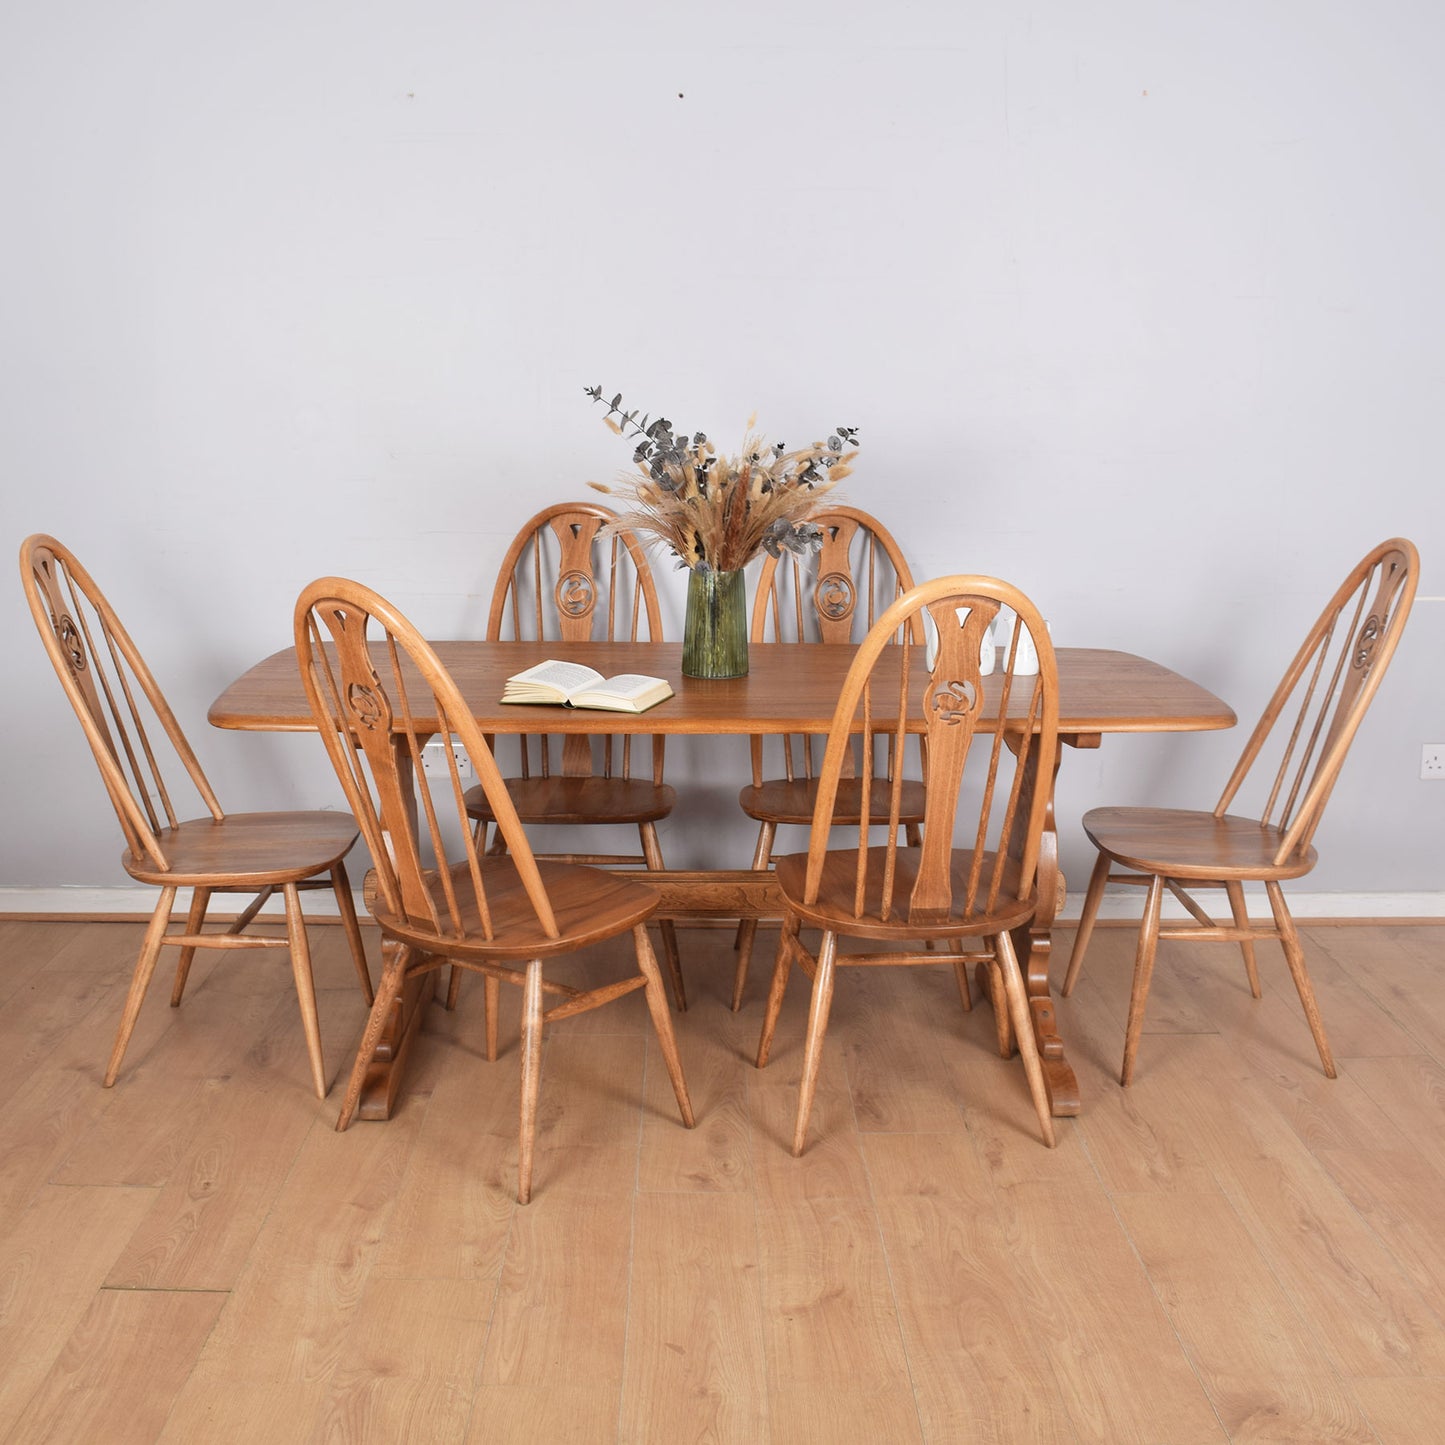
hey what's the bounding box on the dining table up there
[209,639,1235,1121]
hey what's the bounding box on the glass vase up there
[681,567,749,679]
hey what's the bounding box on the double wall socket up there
[421,738,472,780]
[1422,744,1445,781]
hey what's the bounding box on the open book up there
[500,659,674,714]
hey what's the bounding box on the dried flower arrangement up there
[585,386,860,573]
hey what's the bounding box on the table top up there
[208,640,1236,740]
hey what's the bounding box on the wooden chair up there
[755,575,1059,1153]
[20,534,372,1098]
[462,503,685,1010]
[1062,538,1419,1085]
[732,506,925,1009]
[295,575,694,1203]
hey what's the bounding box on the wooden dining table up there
[210,640,1235,1120]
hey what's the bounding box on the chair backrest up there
[486,502,665,783]
[20,533,221,873]
[749,506,919,787]
[1215,536,1419,864]
[800,575,1059,925]
[296,576,560,941]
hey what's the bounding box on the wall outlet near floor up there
[421,738,473,780]
[1422,744,1445,780]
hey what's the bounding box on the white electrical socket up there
[1422,744,1445,781]
[421,738,472,780]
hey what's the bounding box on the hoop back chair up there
[20,534,372,1099]
[755,575,1060,1153]
[732,506,925,1009]
[462,502,685,1008]
[295,576,694,1203]
[1062,537,1420,1085]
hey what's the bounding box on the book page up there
[588,674,667,701]
[509,660,604,693]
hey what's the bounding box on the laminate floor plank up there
[0,1182,157,1438]
[464,1383,621,1444]
[315,1275,491,1442]
[0,932,147,1104]
[367,1016,519,1284]
[102,1062,320,1291]
[619,1192,767,1443]
[1114,1185,1377,1443]
[768,1384,926,1445]
[1312,1146,1445,1319]
[1319,925,1445,1058]
[872,1190,1079,1443]
[0,917,86,1002]
[757,1196,910,1391]
[0,1027,142,1235]
[1,918,1441,1444]
[478,1185,634,1388]
[6,1286,225,1444]
[1004,1179,1229,1444]
[1347,1376,1445,1445]
[638,985,753,1195]
[1343,1053,1445,1147]
[838,960,985,1135]
[157,1104,422,1441]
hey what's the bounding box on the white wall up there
[3,1,1442,906]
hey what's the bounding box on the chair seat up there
[1082,806,1318,882]
[464,776,676,826]
[775,846,1037,941]
[370,857,659,961]
[123,811,360,887]
[739,776,927,827]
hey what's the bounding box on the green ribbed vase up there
[680,567,748,679]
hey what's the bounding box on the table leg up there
[973,734,1085,1118]
[355,942,435,1121]
[352,742,436,1121]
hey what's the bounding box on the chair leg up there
[992,931,1055,1146]
[1121,874,1165,1086]
[756,912,800,1069]
[1062,850,1111,997]
[945,938,973,1011]
[792,930,839,1156]
[634,925,695,1128]
[105,886,176,1087]
[732,821,776,1012]
[439,838,485,1017]
[484,976,501,1062]
[170,887,211,1006]
[1225,880,1262,998]
[331,860,374,1006]
[517,959,545,1205]
[284,883,327,1100]
[639,822,686,1012]
[987,959,1012,1057]
[1265,881,1337,1078]
[656,922,686,1013]
[336,944,411,1131]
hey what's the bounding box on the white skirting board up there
[3,885,1443,922]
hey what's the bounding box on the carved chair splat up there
[733,506,926,1009]
[755,574,1060,1154]
[461,502,684,1013]
[296,575,694,1203]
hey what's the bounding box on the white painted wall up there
[3,2,1442,907]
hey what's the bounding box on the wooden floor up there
[0,914,1442,1443]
